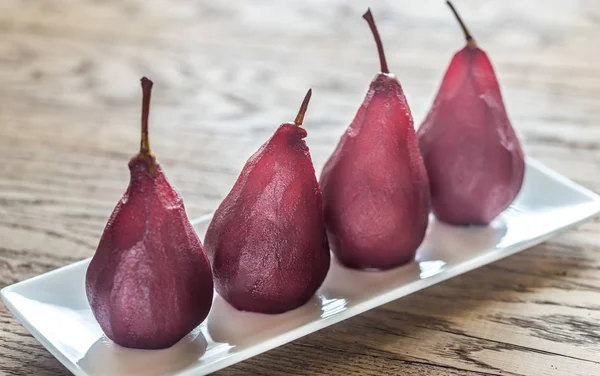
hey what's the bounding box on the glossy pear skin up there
[417,46,525,225]
[320,74,430,270]
[86,158,214,349]
[205,124,330,314]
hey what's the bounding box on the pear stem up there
[446,1,477,48]
[362,9,389,74]
[294,88,312,126]
[140,77,153,156]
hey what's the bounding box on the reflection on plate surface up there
[2,159,600,376]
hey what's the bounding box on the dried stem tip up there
[294,88,312,126]
[140,77,153,155]
[363,9,389,74]
[446,1,477,48]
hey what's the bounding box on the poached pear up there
[320,10,430,270]
[86,78,214,349]
[204,90,330,314]
[417,1,525,225]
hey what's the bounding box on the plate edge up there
[526,157,600,200]
[0,291,87,376]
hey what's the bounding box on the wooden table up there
[1,1,599,375]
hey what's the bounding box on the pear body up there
[86,159,214,349]
[417,46,525,225]
[320,74,430,270]
[205,124,330,314]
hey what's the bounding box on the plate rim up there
[1,280,88,376]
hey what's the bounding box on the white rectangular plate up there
[2,158,600,376]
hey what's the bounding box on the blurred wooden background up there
[1,0,599,375]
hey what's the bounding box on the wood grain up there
[1,0,599,375]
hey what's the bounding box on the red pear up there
[319,10,430,270]
[204,90,330,314]
[417,1,525,226]
[86,78,214,349]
